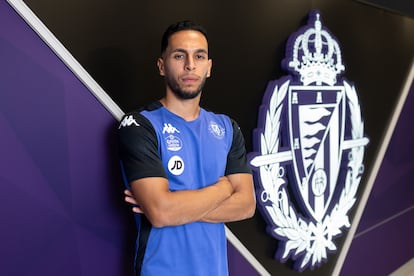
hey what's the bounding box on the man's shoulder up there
[202,108,240,131]
[119,101,163,128]
[142,101,163,112]
[202,107,231,121]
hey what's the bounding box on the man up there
[118,20,255,276]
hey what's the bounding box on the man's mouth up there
[181,75,199,83]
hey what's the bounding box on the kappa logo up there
[248,11,369,271]
[162,123,180,134]
[118,115,139,129]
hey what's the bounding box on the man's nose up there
[185,57,195,71]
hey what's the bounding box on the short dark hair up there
[160,20,208,54]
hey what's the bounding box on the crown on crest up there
[287,12,345,86]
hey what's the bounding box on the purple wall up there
[0,2,134,275]
[341,76,414,275]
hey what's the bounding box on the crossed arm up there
[125,173,255,227]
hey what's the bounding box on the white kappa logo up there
[162,123,180,134]
[118,115,139,129]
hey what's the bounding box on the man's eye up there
[196,55,206,60]
[174,54,184,59]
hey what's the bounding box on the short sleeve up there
[118,111,167,185]
[225,119,252,175]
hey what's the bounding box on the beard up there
[165,74,207,100]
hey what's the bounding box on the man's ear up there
[157,57,165,76]
[207,59,212,78]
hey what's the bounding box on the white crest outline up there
[250,79,368,271]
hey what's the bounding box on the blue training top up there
[118,101,251,276]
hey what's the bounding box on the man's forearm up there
[130,176,234,227]
[200,191,255,223]
[201,173,256,223]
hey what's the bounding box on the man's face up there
[157,30,212,99]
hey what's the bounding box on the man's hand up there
[124,189,143,214]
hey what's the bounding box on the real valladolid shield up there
[248,10,369,271]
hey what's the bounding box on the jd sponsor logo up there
[168,155,184,175]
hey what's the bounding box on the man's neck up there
[160,95,201,121]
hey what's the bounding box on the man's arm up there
[197,118,256,223]
[124,173,255,224]
[200,173,256,223]
[128,176,233,228]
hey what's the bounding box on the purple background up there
[0,1,413,275]
[341,77,414,275]
[0,2,134,274]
